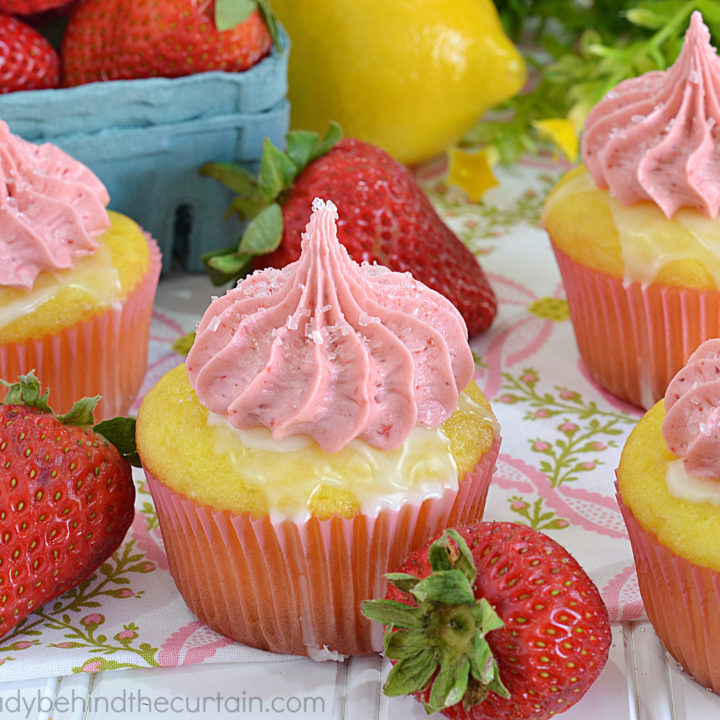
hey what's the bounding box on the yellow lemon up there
[270,0,526,165]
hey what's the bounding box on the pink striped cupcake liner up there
[553,244,720,410]
[617,489,720,693]
[144,436,501,659]
[0,236,161,420]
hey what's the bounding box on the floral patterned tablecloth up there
[0,156,645,682]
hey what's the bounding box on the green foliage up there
[472,0,720,164]
[496,0,632,46]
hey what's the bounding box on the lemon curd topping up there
[209,417,457,521]
[0,211,150,344]
[206,389,495,521]
[0,242,120,331]
[136,363,499,521]
[543,165,720,288]
[666,459,720,505]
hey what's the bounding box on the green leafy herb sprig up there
[469,0,720,164]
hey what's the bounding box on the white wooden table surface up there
[0,620,718,719]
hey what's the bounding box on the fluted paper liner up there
[0,236,161,421]
[617,489,720,694]
[145,436,501,658]
[553,243,720,410]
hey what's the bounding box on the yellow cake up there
[0,211,150,344]
[544,165,720,292]
[137,363,498,520]
[618,400,720,570]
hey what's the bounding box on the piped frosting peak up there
[582,11,720,219]
[186,198,475,453]
[664,338,720,480]
[0,121,110,289]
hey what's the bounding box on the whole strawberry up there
[362,523,611,719]
[0,13,59,92]
[0,372,137,638]
[61,0,276,86]
[201,124,497,336]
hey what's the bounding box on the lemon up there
[270,0,526,165]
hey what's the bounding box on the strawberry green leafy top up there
[362,529,508,713]
[0,372,139,466]
[200,122,343,286]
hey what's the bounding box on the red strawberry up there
[201,125,497,336]
[361,522,611,720]
[0,0,71,14]
[0,13,59,92]
[61,0,276,86]
[0,372,137,638]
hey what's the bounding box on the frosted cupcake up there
[0,120,161,419]
[543,11,720,409]
[617,337,720,693]
[136,198,501,658]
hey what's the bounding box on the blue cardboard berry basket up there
[0,30,290,274]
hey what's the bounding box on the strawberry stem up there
[56,397,100,427]
[0,371,53,412]
[94,417,140,467]
[361,529,509,713]
[215,0,255,31]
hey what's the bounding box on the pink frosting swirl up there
[186,198,475,453]
[663,338,720,479]
[0,120,110,290]
[582,11,720,218]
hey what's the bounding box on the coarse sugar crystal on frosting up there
[582,11,720,219]
[663,338,720,502]
[0,120,110,290]
[186,197,475,453]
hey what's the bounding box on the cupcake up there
[617,337,720,693]
[136,198,501,658]
[0,120,161,420]
[542,11,720,409]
